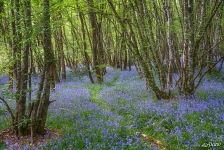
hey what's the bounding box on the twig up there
[49,100,56,104]
[194,56,224,90]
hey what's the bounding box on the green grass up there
[86,84,111,111]
[47,114,75,133]
[0,112,10,150]
[104,71,120,87]
[196,90,209,100]
[206,69,224,82]
[196,90,224,100]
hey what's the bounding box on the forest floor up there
[0,67,224,149]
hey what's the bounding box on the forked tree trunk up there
[8,0,56,136]
[30,0,55,134]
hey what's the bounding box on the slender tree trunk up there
[87,0,105,83]
[79,11,94,83]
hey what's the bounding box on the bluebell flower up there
[220,114,224,121]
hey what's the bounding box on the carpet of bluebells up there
[0,67,224,150]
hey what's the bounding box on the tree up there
[87,0,105,83]
[30,0,56,134]
[0,0,56,136]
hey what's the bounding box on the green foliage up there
[105,71,120,86]
[87,84,111,111]
[0,115,10,133]
[0,108,5,116]
[196,90,224,100]
[96,64,108,70]
[206,69,224,82]
[0,47,10,74]
[47,115,74,133]
[214,91,224,99]
[0,141,6,150]
[196,90,209,100]
[185,112,201,125]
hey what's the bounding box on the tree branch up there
[0,96,15,121]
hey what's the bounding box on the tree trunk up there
[31,0,55,135]
[87,0,105,83]
[79,10,94,83]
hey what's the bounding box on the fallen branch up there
[141,133,166,150]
